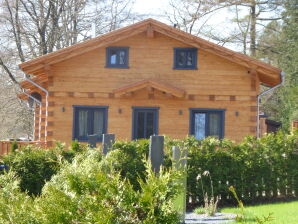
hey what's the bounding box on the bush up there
[0,147,181,224]
[35,149,181,224]
[2,146,60,196]
[186,131,298,207]
[10,140,18,152]
[0,172,37,223]
[0,131,297,215]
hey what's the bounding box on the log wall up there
[37,31,260,144]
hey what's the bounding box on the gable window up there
[174,48,197,69]
[190,108,225,140]
[73,106,108,142]
[106,47,129,68]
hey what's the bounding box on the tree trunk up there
[250,0,257,57]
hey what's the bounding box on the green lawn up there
[221,201,298,224]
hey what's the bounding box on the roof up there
[19,18,282,87]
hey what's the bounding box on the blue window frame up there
[189,108,225,140]
[73,105,108,142]
[174,48,197,69]
[106,47,129,68]
[132,107,159,140]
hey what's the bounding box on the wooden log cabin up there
[18,19,282,146]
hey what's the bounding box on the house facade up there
[18,19,282,145]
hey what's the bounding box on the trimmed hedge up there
[0,131,297,206]
[2,142,81,195]
[185,131,298,206]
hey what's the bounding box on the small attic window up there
[174,48,197,69]
[106,47,129,68]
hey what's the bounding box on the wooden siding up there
[40,31,259,143]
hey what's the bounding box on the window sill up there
[173,67,198,70]
[105,65,129,69]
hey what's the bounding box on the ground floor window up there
[132,107,159,140]
[73,105,108,141]
[190,108,225,140]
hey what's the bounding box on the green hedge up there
[0,146,182,224]
[0,131,297,208]
[185,131,298,206]
[1,142,82,195]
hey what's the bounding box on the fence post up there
[149,135,164,173]
[172,146,187,224]
[102,134,115,155]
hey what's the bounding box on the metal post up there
[172,146,187,224]
[102,134,115,155]
[149,135,164,173]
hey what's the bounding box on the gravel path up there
[185,212,236,224]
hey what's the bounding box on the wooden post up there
[149,135,164,173]
[172,146,187,224]
[102,134,115,155]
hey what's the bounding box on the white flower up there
[203,171,210,176]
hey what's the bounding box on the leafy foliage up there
[1,142,87,195]
[0,146,181,224]
[10,140,18,153]
[0,172,36,223]
[2,146,60,196]
[260,1,298,130]
[186,131,298,206]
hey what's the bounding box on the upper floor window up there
[174,48,197,69]
[106,47,129,68]
[73,106,108,142]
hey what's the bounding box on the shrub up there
[186,131,298,206]
[70,139,86,153]
[2,146,60,195]
[100,140,149,190]
[0,172,37,223]
[34,148,181,224]
[10,140,18,152]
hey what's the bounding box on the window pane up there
[186,52,193,66]
[194,113,206,140]
[78,110,88,138]
[110,50,117,64]
[209,113,221,138]
[119,51,126,65]
[93,110,104,136]
[146,112,154,138]
[137,112,145,139]
[177,51,185,66]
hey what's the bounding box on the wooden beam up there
[113,79,186,98]
[147,86,154,93]
[166,93,172,98]
[147,24,154,38]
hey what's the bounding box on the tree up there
[0,0,138,139]
[261,0,298,131]
[164,0,231,35]
[221,0,284,56]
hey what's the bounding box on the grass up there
[221,200,298,224]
